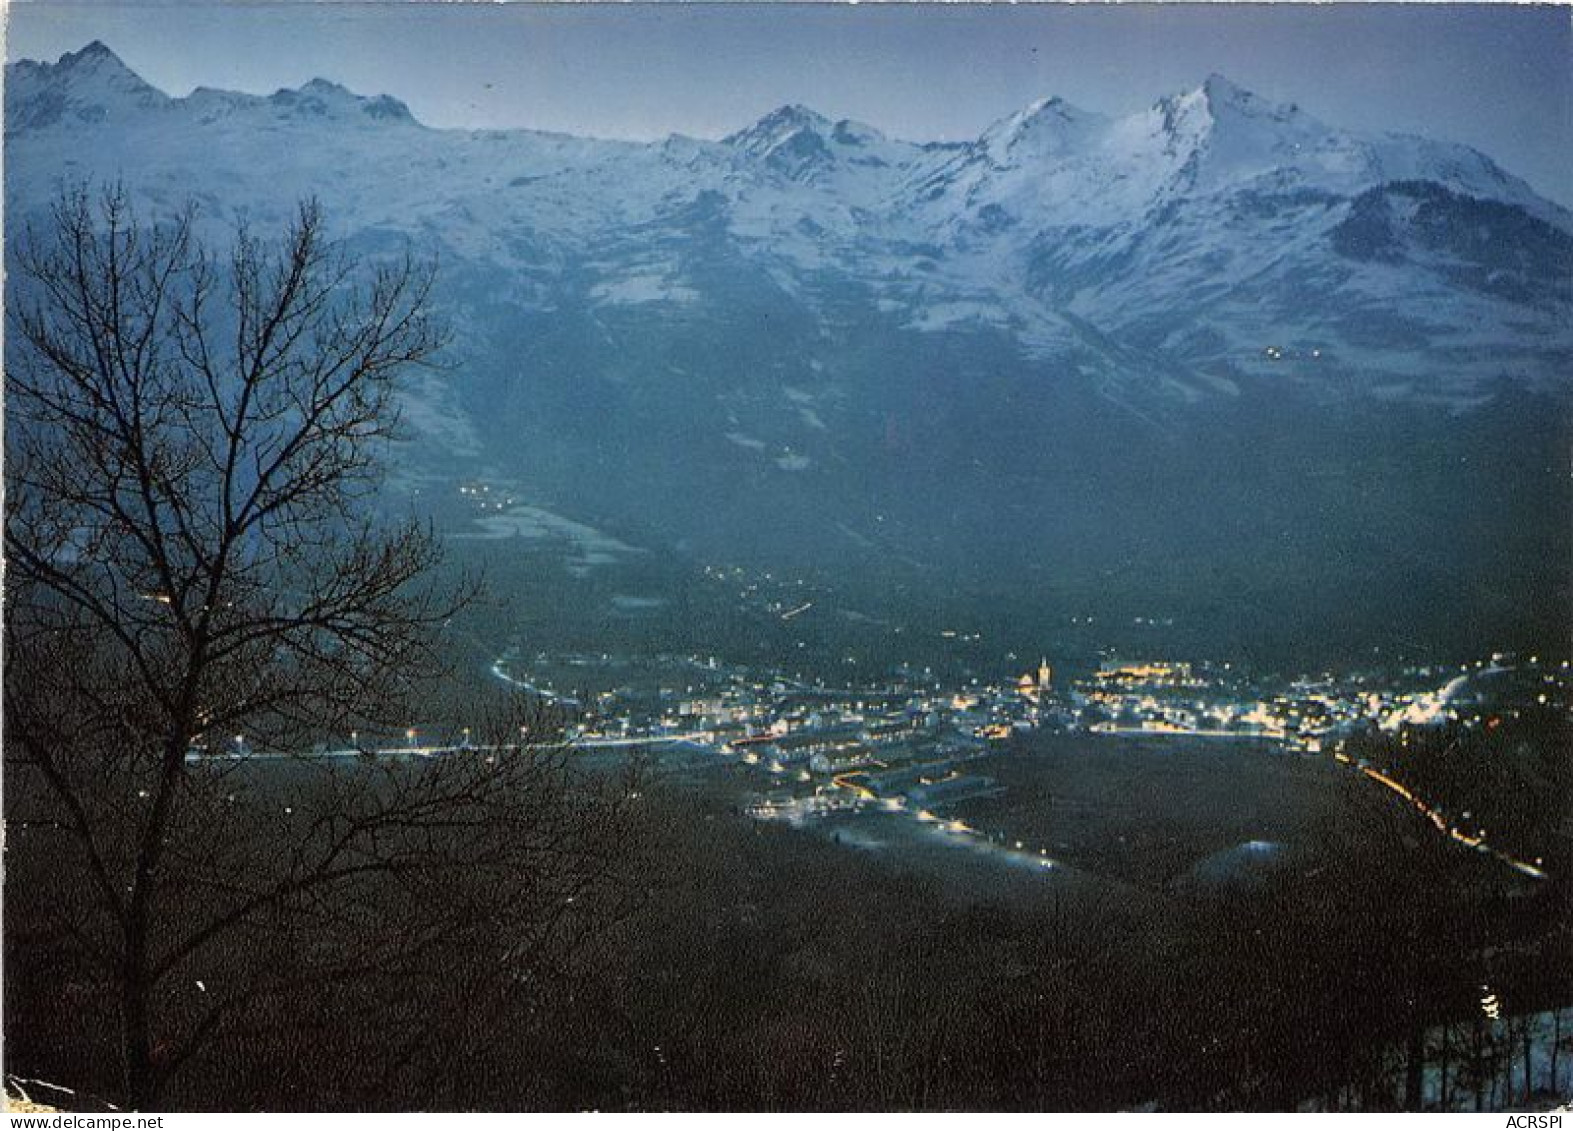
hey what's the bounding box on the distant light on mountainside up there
[6,42,1570,665]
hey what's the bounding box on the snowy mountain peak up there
[1016,95,1087,128]
[759,103,831,130]
[1155,74,1317,148]
[725,104,833,152]
[5,44,1567,396]
[1200,73,1247,107]
[829,117,888,148]
[1126,74,1354,196]
[724,103,902,180]
[4,42,419,134]
[26,40,153,92]
[66,40,120,66]
[1203,74,1312,130]
[981,94,1107,162]
[299,76,352,97]
[4,39,168,131]
[266,77,415,125]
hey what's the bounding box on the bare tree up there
[4,186,642,1108]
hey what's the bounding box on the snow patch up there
[590,272,699,306]
[447,503,641,575]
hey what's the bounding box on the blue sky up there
[7,2,1570,205]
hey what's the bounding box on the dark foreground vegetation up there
[5,183,1566,1113]
[1348,709,1573,876]
[7,748,1569,1111]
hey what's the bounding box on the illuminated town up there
[487,644,1569,880]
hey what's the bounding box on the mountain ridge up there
[7,42,1561,212]
[7,41,1569,409]
[6,41,1570,665]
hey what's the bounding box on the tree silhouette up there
[3,186,640,1108]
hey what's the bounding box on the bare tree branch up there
[5,187,635,1110]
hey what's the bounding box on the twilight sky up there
[6,2,1571,206]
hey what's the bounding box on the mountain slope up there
[8,42,1568,406]
[6,44,1570,665]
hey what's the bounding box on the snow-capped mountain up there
[4,40,170,128]
[8,42,1567,405]
[6,43,1570,661]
